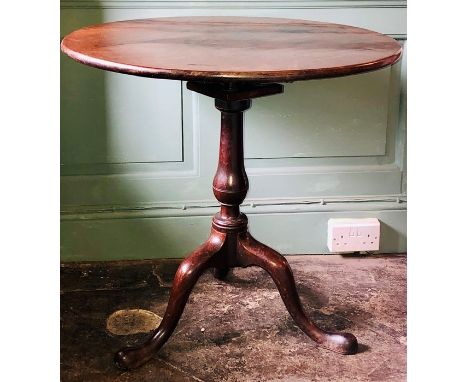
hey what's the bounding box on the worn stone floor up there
[61,255,406,382]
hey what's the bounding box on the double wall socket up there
[327,218,380,253]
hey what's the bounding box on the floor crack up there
[159,358,206,382]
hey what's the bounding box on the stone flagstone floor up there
[60,254,406,382]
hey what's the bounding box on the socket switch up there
[327,218,380,253]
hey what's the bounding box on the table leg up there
[114,229,226,370]
[238,231,358,355]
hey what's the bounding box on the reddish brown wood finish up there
[61,16,401,83]
[114,83,358,371]
[115,228,226,370]
[57,16,398,371]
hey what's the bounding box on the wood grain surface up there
[61,16,402,82]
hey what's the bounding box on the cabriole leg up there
[114,230,226,370]
[238,232,358,355]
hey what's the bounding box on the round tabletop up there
[61,16,402,83]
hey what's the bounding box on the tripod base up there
[115,217,358,370]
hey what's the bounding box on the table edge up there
[60,41,402,83]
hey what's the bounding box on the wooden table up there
[61,16,402,370]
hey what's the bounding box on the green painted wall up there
[60,0,407,261]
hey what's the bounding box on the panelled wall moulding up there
[60,2,407,258]
[60,1,407,10]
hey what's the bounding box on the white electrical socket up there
[327,218,380,253]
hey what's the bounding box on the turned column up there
[212,98,251,232]
[186,80,283,233]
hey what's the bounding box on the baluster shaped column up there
[212,98,251,231]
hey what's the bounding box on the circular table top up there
[61,16,402,83]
